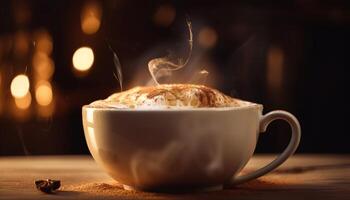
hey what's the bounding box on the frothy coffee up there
[90,84,251,109]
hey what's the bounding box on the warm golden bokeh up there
[81,1,102,34]
[14,31,29,56]
[10,74,30,98]
[82,17,101,35]
[35,81,53,106]
[34,30,53,55]
[37,101,55,118]
[72,47,94,71]
[153,4,176,27]
[198,27,218,48]
[32,52,55,80]
[14,92,32,110]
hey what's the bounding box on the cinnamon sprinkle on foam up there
[90,84,251,109]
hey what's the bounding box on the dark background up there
[0,0,348,155]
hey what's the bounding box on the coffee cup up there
[82,103,301,191]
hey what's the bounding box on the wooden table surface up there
[0,155,349,200]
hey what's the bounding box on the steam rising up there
[148,19,193,85]
[17,127,30,155]
[108,44,123,91]
[191,69,209,84]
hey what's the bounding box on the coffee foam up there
[90,84,252,109]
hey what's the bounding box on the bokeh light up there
[153,4,176,27]
[37,102,55,118]
[14,92,32,110]
[34,30,53,55]
[10,74,30,98]
[81,2,102,34]
[198,26,218,48]
[72,47,94,71]
[82,16,101,35]
[32,52,55,80]
[35,81,53,106]
[14,31,29,56]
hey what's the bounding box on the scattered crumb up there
[61,177,297,198]
[62,182,155,197]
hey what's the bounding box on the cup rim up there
[82,102,263,112]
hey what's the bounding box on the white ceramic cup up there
[82,103,301,192]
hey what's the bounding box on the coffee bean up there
[35,179,61,194]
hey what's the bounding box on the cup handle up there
[228,110,301,185]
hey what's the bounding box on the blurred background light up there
[81,1,102,34]
[198,26,218,48]
[37,99,55,118]
[153,4,176,27]
[15,92,32,110]
[14,31,29,56]
[34,30,53,55]
[32,52,55,80]
[10,74,30,98]
[35,81,53,106]
[0,1,347,155]
[72,47,94,71]
[14,92,32,110]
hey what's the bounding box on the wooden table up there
[0,155,349,200]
